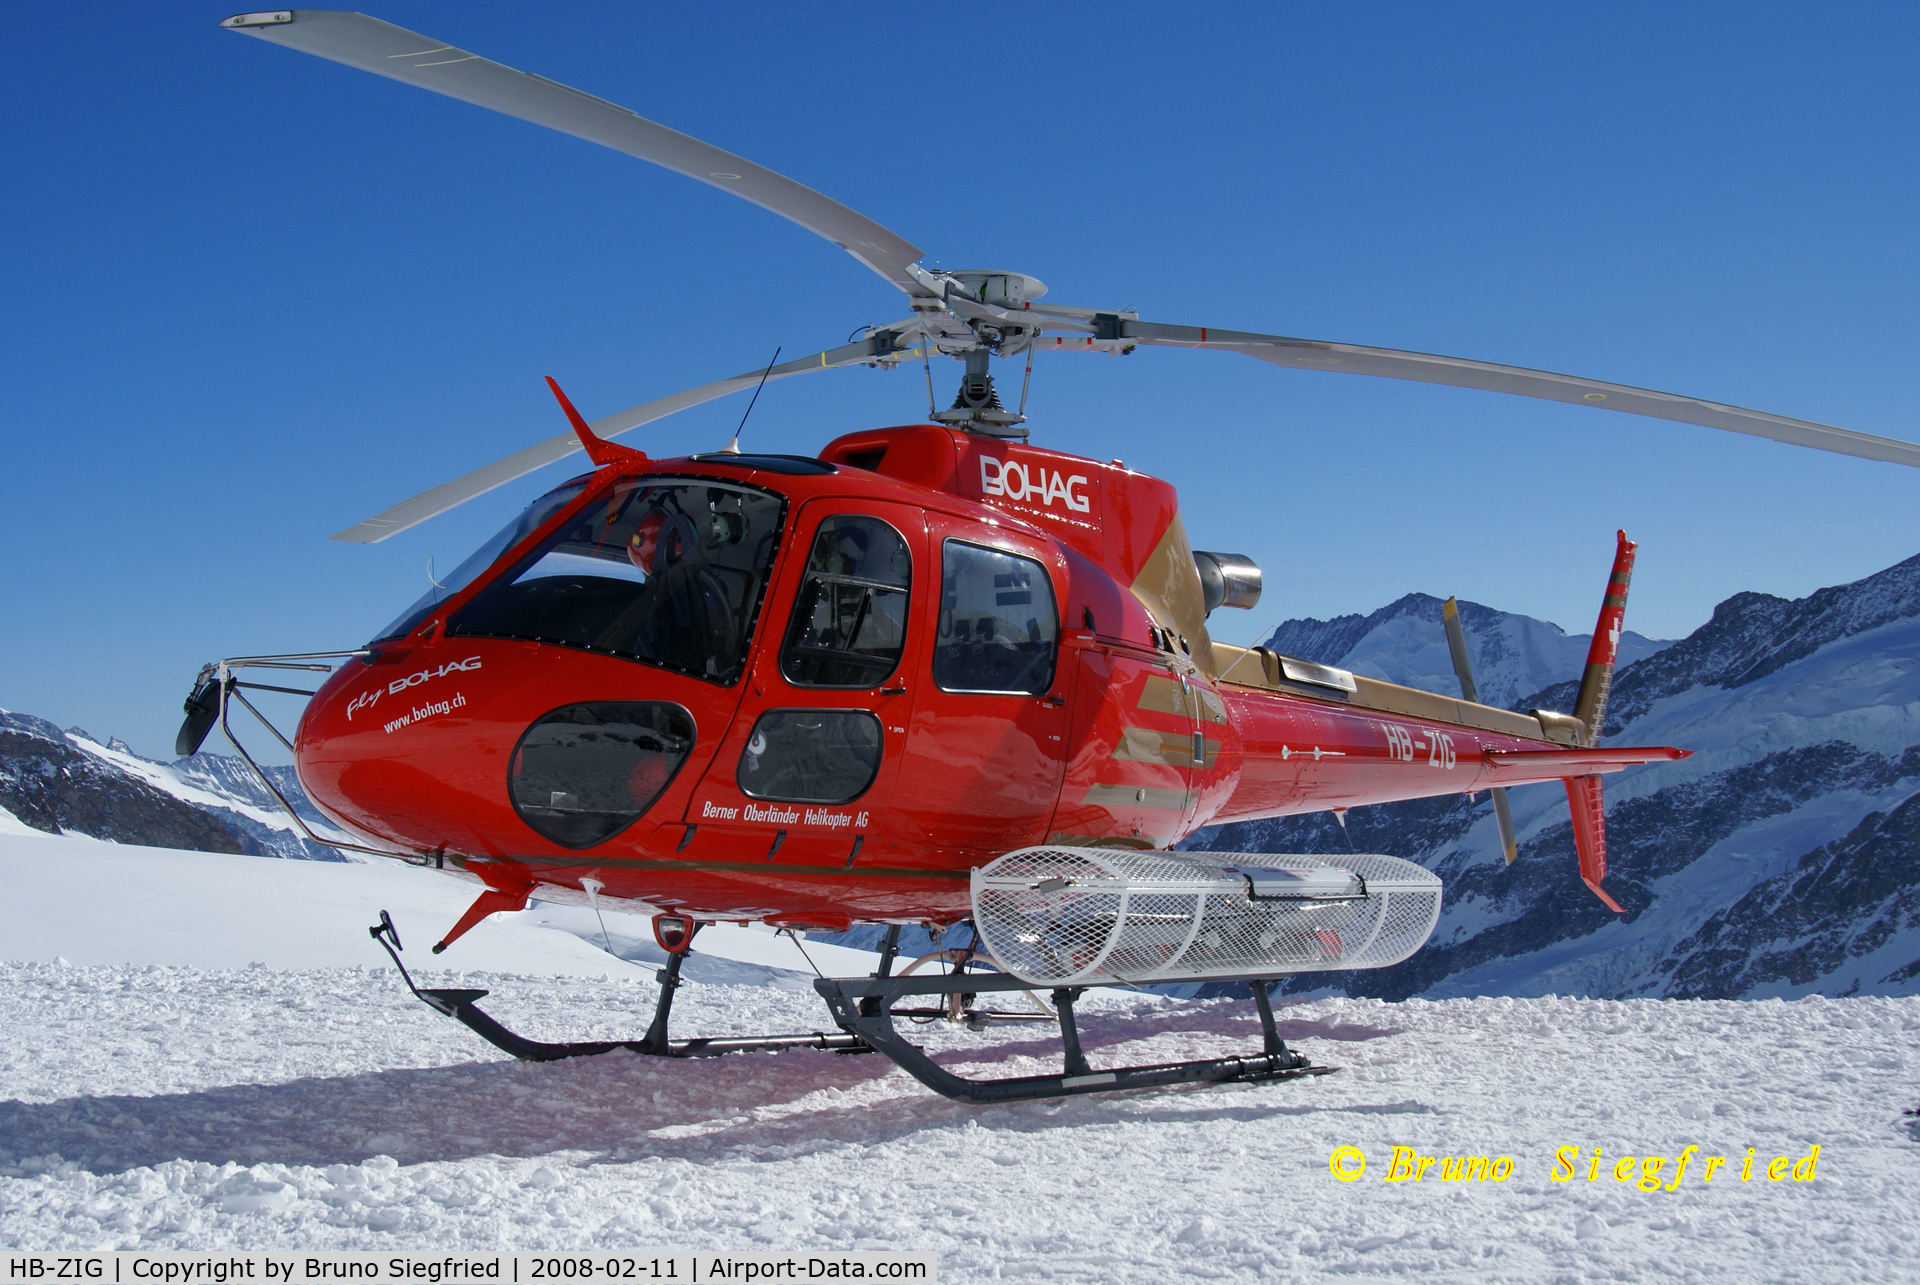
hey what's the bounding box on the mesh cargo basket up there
[971,846,1442,986]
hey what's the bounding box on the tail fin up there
[1565,774,1625,913]
[1573,530,1637,747]
[1565,532,1639,913]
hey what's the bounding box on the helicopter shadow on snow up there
[1,1003,1409,1178]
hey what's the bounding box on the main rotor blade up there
[222,10,928,295]
[330,334,905,543]
[1117,321,1920,469]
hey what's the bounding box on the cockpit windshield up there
[447,477,785,684]
[371,477,591,644]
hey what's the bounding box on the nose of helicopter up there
[296,638,713,858]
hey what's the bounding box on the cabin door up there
[893,518,1072,857]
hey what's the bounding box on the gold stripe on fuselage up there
[1110,725,1218,769]
[1080,783,1189,811]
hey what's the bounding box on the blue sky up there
[3,2,1915,761]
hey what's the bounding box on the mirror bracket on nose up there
[171,650,403,862]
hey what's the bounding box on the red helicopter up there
[184,11,1920,1102]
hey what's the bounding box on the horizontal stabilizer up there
[1482,744,1688,786]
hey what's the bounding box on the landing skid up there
[369,911,864,1060]
[815,970,1332,1103]
[369,912,1334,1101]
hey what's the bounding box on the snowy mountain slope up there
[72,733,353,862]
[1192,552,1920,1002]
[1662,788,1920,998]
[0,826,878,982]
[2,826,1917,1273]
[0,708,349,861]
[1261,592,1670,713]
[1,711,243,856]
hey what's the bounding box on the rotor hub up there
[945,270,1047,307]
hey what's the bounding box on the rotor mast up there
[934,348,1021,435]
[904,269,1054,438]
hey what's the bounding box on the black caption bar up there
[1,1254,936,1285]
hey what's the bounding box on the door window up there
[933,541,1058,695]
[780,515,912,688]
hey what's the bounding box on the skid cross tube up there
[814,971,1331,1103]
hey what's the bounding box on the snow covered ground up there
[3,825,1918,1279]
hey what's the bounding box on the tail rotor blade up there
[1441,596,1481,704]
[1442,597,1522,865]
[1490,787,1520,867]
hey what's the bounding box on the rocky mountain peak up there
[0,716,347,861]
[1596,550,1920,730]
[1261,590,1669,713]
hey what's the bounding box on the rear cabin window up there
[780,516,912,688]
[933,541,1058,695]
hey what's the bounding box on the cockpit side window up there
[447,478,785,684]
[780,515,912,688]
[371,477,592,644]
[933,540,1058,695]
